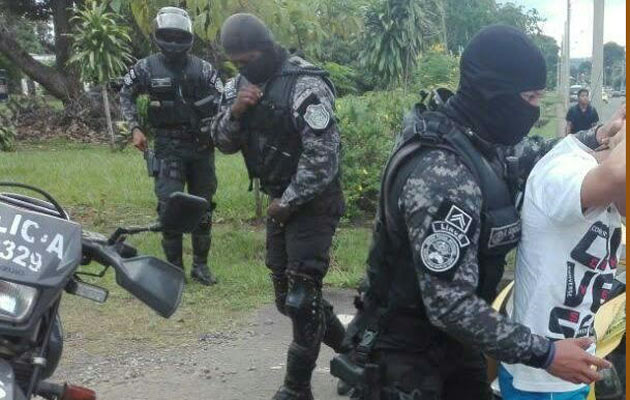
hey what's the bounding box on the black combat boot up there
[162,233,184,270]
[191,234,217,286]
[272,343,316,400]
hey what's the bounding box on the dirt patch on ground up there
[53,288,356,400]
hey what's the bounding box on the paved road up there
[599,96,625,121]
[56,289,356,400]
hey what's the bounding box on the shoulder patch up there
[224,78,237,100]
[123,73,133,86]
[420,201,476,279]
[304,103,331,131]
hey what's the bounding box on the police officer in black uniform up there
[212,14,347,400]
[120,7,223,286]
[336,25,611,400]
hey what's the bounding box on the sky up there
[500,0,626,58]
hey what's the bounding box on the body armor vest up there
[235,56,334,197]
[366,110,521,325]
[146,54,209,129]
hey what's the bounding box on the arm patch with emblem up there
[223,78,238,101]
[420,201,476,280]
[123,67,138,87]
[297,93,332,133]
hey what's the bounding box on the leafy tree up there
[412,44,459,91]
[531,34,559,89]
[361,0,434,87]
[69,1,133,149]
[603,42,625,87]
[0,0,84,103]
[494,2,543,36]
[444,0,544,53]
[444,0,496,53]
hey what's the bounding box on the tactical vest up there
[236,57,335,197]
[366,110,521,325]
[146,54,209,129]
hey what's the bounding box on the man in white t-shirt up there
[500,111,626,399]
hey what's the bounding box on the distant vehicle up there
[621,89,626,97]
[612,90,622,98]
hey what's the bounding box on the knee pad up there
[285,273,326,346]
[285,273,321,319]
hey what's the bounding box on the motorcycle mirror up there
[159,192,209,234]
[115,256,184,318]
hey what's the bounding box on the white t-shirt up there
[503,135,622,392]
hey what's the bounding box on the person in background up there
[501,105,625,400]
[566,88,600,135]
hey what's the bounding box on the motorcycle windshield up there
[0,201,81,287]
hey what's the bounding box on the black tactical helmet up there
[152,7,194,60]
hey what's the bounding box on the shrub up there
[0,125,16,152]
[412,46,460,92]
[324,62,360,97]
[337,90,417,219]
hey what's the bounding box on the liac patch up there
[420,202,476,279]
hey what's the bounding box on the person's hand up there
[132,128,148,152]
[231,84,262,119]
[607,120,626,150]
[267,198,293,225]
[597,104,626,145]
[546,338,612,384]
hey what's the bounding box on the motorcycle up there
[489,271,626,400]
[0,182,209,400]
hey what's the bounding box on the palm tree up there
[361,0,436,87]
[69,1,133,149]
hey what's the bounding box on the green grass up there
[0,141,370,352]
[530,91,562,140]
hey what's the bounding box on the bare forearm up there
[581,163,626,210]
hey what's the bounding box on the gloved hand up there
[267,198,293,225]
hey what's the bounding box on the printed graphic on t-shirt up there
[547,222,620,339]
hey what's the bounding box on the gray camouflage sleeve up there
[120,59,149,132]
[280,76,340,207]
[201,61,224,101]
[573,127,600,149]
[510,129,598,183]
[210,78,243,154]
[401,149,552,367]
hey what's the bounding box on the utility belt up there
[144,149,184,181]
[331,297,436,400]
[154,127,196,141]
[331,353,424,400]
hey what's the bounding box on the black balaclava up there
[220,13,285,84]
[445,25,547,146]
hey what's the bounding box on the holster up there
[331,299,384,400]
[330,353,382,400]
[144,149,161,177]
